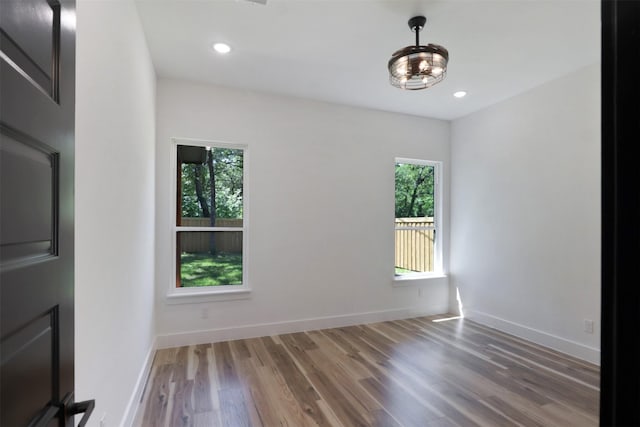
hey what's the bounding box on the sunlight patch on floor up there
[432,316,463,323]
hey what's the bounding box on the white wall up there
[75,1,156,425]
[450,64,601,363]
[155,80,451,344]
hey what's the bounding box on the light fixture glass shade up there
[388,44,449,90]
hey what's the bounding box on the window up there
[394,158,442,277]
[172,141,247,294]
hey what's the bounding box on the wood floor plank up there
[141,364,173,427]
[481,395,548,427]
[213,341,239,389]
[502,363,598,416]
[487,343,600,390]
[163,382,177,427]
[540,402,598,426]
[218,388,253,427]
[387,320,555,408]
[431,380,520,427]
[306,330,373,381]
[155,348,178,365]
[359,376,442,427]
[230,339,252,360]
[254,362,313,426]
[454,319,599,374]
[192,411,220,427]
[170,380,194,427]
[319,328,387,382]
[172,346,189,384]
[261,335,330,425]
[303,333,396,420]
[193,344,213,413]
[233,356,282,426]
[366,366,481,427]
[279,333,372,426]
[423,416,458,427]
[136,316,600,427]
[431,318,599,387]
[326,326,480,426]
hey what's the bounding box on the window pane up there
[177,145,243,226]
[395,162,435,274]
[395,163,434,218]
[177,231,243,287]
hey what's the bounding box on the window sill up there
[392,273,447,287]
[166,287,252,304]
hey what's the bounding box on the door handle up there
[28,396,95,427]
[67,399,95,427]
[28,403,60,427]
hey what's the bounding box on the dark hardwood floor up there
[134,315,599,426]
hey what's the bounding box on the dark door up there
[600,0,640,425]
[1,1,92,426]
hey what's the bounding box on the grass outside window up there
[180,252,242,287]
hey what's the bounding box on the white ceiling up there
[135,0,600,120]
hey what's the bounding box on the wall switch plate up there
[584,319,594,334]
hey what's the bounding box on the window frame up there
[168,138,250,301]
[393,157,444,280]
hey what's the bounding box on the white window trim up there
[393,158,444,282]
[167,137,250,301]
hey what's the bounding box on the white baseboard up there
[157,304,448,349]
[466,309,600,365]
[121,337,157,427]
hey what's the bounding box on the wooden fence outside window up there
[179,218,242,253]
[179,217,434,271]
[395,217,435,273]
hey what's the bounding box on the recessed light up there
[453,91,467,98]
[213,43,231,54]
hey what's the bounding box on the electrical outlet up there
[584,319,594,334]
[201,308,209,319]
[418,287,422,297]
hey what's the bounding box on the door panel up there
[0,126,58,266]
[1,308,58,426]
[0,0,90,425]
[0,0,60,100]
